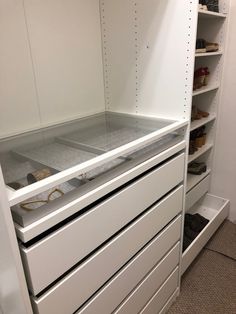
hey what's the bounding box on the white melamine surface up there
[182,194,229,274]
[22,162,183,294]
[31,186,183,313]
[114,244,180,314]
[0,0,40,138]
[102,0,198,120]
[78,217,181,314]
[0,168,32,314]
[23,0,105,126]
[140,268,179,314]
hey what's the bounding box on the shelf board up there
[192,84,220,97]
[188,143,214,164]
[198,9,227,19]
[195,51,223,58]
[182,194,229,275]
[187,169,211,193]
[190,114,216,132]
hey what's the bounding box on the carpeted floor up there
[168,220,236,314]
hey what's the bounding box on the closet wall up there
[0,0,105,138]
[211,0,236,222]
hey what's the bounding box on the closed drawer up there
[140,268,179,314]
[186,175,210,211]
[31,186,183,314]
[78,221,181,314]
[21,154,184,295]
[114,243,180,314]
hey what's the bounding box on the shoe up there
[189,140,198,155]
[185,213,209,234]
[191,106,202,121]
[206,42,219,52]
[199,0,208,11]
[188,162,207,175]
[197,108,210,118]
[196,39,206,53]
[203,67,210,86]
[193,68,206,90]
[206,0,219,12]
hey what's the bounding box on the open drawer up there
[30,188,183,314]
[20,154,184,295]
[182,193,229,275]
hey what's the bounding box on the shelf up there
[188,143,213,164]
[195,51,223,58]
[182,194,229,275]
[198,9,227,19]
[190,114,216,132]
[193,84,220,96]
[187,169,211,193]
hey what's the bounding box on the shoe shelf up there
[188,143,213,164]
[195,51,223,58]
[190,114,216,132]
[192,84,220,97]
[182,194,229,275]
[198,9,227,19]
[187,169,211,193]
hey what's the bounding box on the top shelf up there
[198,9,227,19]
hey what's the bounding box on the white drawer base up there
[31,187,183,314]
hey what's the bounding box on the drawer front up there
[22,154,184,295]
[31,187,183,314]
[186,175,210,211]
[78,222,181,314]
[140,268,179,314]
[114,244,180,314]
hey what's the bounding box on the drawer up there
[140,268,179,314]
[186,175,210,211]
[31,187,183,314]
[21,154,184,295]
[78,221,181,314]
[114,243,180,314]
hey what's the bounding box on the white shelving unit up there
[0,1,198,313]
[183,1,230,275]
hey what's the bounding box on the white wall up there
[0,0,105,139]
[211,0,236,222]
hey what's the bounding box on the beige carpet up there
[168,220,236,314]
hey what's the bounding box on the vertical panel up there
[0,167,32,314]
[102,0,198,121]
[100,0,137,113]
[0,0,41,138]
[24,0,105,126]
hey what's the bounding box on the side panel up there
[101,0,198,121]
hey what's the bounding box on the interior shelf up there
[198,9,227,19]
[190,114,216,131]
[193,84,220,97]
[182,194,229,275]
[188,143,213,164]
[195,51,223,58]
[187,169,211,193]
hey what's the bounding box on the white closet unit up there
[183,0,230,275]
[0,1,230,314]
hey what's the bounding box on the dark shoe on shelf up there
[199,0,208,11]
[206,0,219,12]
[196,38,207,53]
[188,162,207,175]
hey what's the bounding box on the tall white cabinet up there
[0,1,230,314]
[182,0,230,274]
